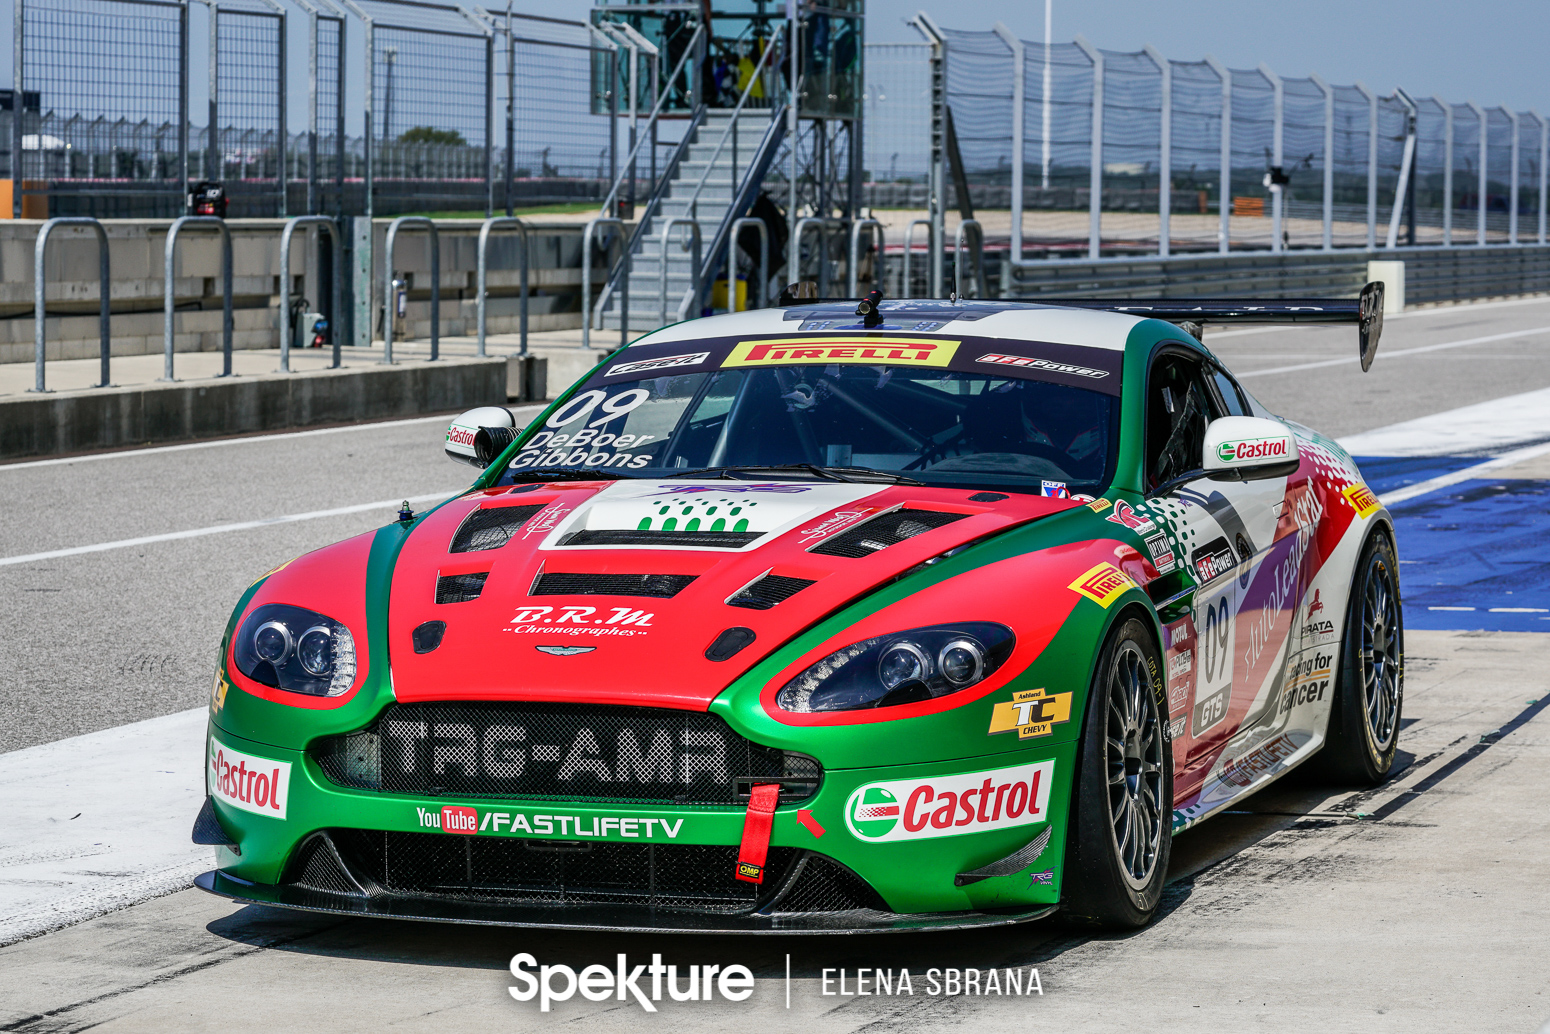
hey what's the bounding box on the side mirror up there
[445,406,521,469]
[1202,416,1300,482]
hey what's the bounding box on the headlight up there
[233,603,357,697]
[776,622,1015,713]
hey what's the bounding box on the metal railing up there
[581,216,628,351]
[726,217,769,310]
[848,219,887,298]
[162,217,233,382]
[792,217,846,296]
[657,218,702,324]
[596,22,704,219]
[382,217,440,363]
[476,217,530,357]
[955,219,986,299]
[902,218,933,298]
[32,218,111,393]
[278,216,342,371]
[678,32,782,225]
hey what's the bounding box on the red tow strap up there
[735,783,782,883]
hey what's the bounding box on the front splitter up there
[195,870,1057,935]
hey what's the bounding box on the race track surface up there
[2,298,1548,1032]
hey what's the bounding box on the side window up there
[1210,368,1249,417]
[1145,352,1220,490]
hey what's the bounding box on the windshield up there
[498,338,1120,495]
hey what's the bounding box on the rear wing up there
[1034,280,1386,371]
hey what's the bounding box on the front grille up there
[809,509,967,558]
[311,702,822,806]
[560,529,762,549]
[532,572,697,598]
[436,572,489,604]
[450,504,546,553]
[727,574,816,610]
[320,831,799,913]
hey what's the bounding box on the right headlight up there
[775,622,1015,713]
[233,603,357,697]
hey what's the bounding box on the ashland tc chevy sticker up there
[1343,482,1382,518]
[988,688,1074,740]
[844,760,1055,842]
[1068,562,1135,608]
[723,337,960,368]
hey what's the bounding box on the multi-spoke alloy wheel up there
[1313,532,1405,786]
[1063,617,1171,929]
[1105,641,1165,889]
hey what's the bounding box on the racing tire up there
[1311,530,1404,786]
[1061,615,1173,930]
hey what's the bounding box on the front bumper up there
[195,868,1056,934]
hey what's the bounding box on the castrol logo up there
[1217,436,1290,463]
[844,760,1054,842]
[446,425,478,446]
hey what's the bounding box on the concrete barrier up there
[0,356,508,461]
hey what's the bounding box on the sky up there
[3,0,1548,134]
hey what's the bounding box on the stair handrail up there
[656,217,703,323]
[678,28,783,222]
[597,21,705,218]
[693,108,787,315]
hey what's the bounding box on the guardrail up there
[792,218,847,297]
[162,216,233,382]
[382,217,440,364]
[902,219,933,298]
[657,217,702,324]
[726,217,769,310]
[848,219,887,299]
[476,217,531,357]
[581,216,629,351]
[32,218,111,393]
[277,216,342,371]
[955,219,986,299]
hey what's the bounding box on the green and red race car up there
[195,289,1401,931]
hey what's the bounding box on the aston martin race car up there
[195,287,1401,932]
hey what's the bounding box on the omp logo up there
[848,787,901,837]
[987,688,1073,740]
[844,760,1054,842]
[1343,482,1381,518]
[209,741,291,820]
[1216,436,1289,462]
[441,805,479,834]
[974,354,1110,379]
[1068,563,1134,608]
[723,337,960,368]
[605,351,710,377]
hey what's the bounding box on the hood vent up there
[560,529,763,549]
[450,504,546,553]
[436,572,489,604]
[810,509,968,558]
[727,574,817,610]
[532,572,697,598]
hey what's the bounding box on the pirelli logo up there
[1343,482,1381,519]
[1068,562,1134,608]
[723,337,960,368]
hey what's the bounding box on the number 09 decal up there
[544,388,651,429]
[1191,590,1235,738]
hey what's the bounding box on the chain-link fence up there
[873,20,1550,259]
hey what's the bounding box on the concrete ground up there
[0,294,1547,1032]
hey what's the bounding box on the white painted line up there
[1429,606,1477,612]
[0,491,464,568]
[0,708,207,947]
[1379,440,1550,507]
[1338,385,1550,457]
[1236,325,1550,379]
[1489,608,1549,613]
[0,404,547,472]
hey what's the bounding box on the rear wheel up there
[1062,616,1172,929]
[1312,531,1404,785]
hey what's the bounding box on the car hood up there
[388,479,1077,710]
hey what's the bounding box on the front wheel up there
[1311,531,1405,785]
[1061,615,1172,929]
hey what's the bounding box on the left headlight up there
[233,603,357,697]
[776,622,1015,713]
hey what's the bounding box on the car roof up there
[630,300,1150,352]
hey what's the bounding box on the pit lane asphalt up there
[2,296,1547,752]
[1,296,1549,1031]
